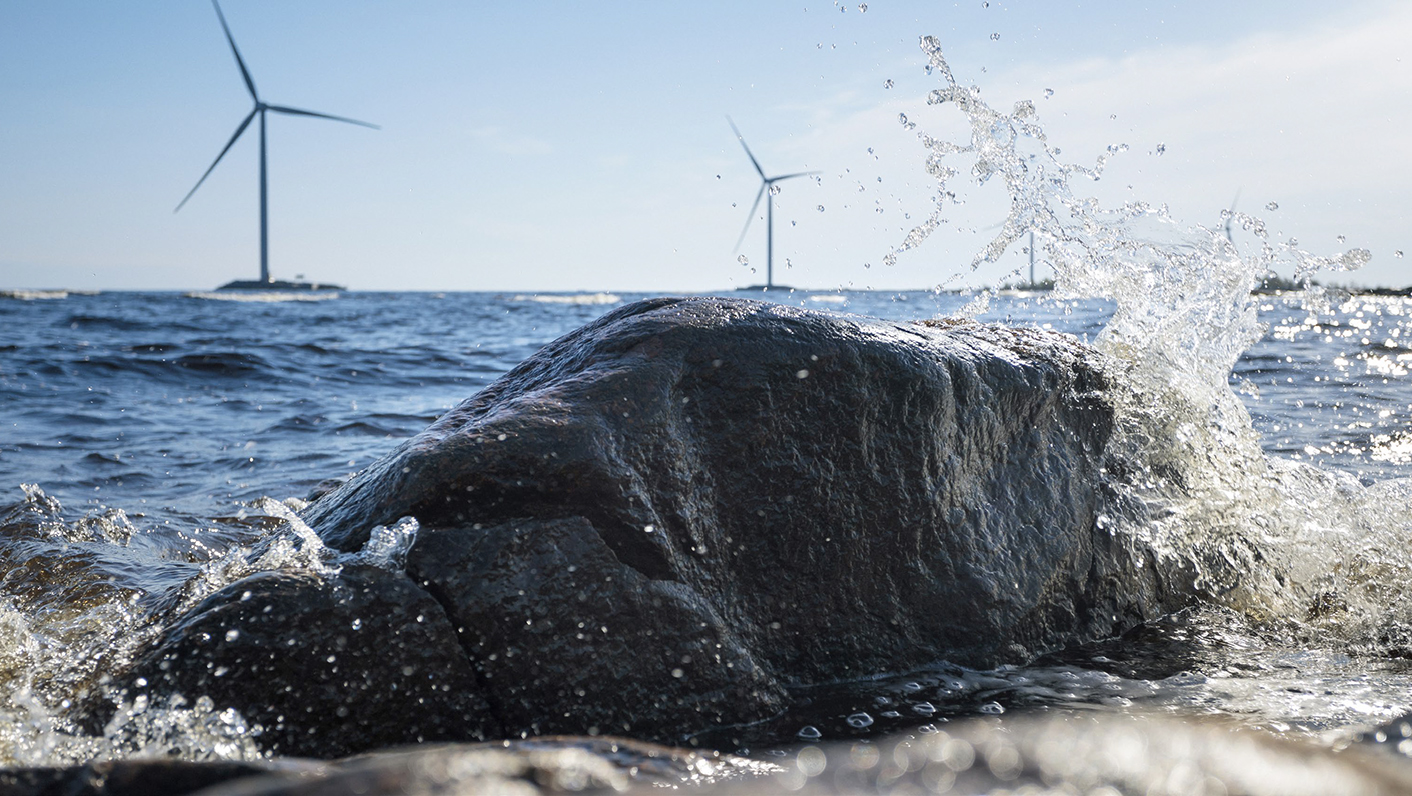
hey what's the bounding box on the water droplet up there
[644,524,656,533]
[898,112,909,126]
[1266,201,1279,211]
[715,174,721,179]
[737,255,749,264]
[912,701,936,715]
[798,725,822,739]
[1044,88,1054,98]
[1338,235,1347,244]
[883,79,894,89]
[979,701,1005,714]
[990,32,1000,40]
[224,629,240,642]
[1156,143,1166,155]
[671,668,684,678]
[817,205,826,212]
[769,184,782,196]
[796,369,810,379]
[351,618,362,630]
[858,3,867,11]
[846,712,874,728]
[983,1,989,6]
[1397,251,1405,258]
[1109,113,1118,120]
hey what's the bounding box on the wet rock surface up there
[119,565,495,758]
[114,297,1189,753]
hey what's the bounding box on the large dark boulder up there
[117,296,1184,753]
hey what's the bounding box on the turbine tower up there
[1223,190,1241,244]
[729,118,818,290]
[176,0,377,288]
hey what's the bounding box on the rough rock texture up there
[120,297,1187,753]
[121,565,496,758]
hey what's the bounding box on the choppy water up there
[5,34,1412,771]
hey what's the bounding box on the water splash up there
[890,37,1412,655]
[0,486,360,764]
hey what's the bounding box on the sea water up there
[4,41,1412,766]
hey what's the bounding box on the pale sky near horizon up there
[2,1,1409,292]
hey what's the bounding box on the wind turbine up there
[1223,189,1241,243]
[728,118,818,290]
[176,0,378,290]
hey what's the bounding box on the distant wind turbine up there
[1223,189,1242,243]
[728,117,818,290]
[176,0,378,289]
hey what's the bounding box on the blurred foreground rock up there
[117,297,1192,754]
[7,717,1412,796]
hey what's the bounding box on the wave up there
[184,291,340,303]
[0,290,67,301]
[508,292,622,305]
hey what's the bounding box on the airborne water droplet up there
[1156,143,1166,155]
[846,712,875,728]
[737,255,748,265]
[798,725,822,739]
[1266,201,1279,211]
[817,205,826,212]
[769,184,781,196]
[858,3,867,11]
[1397,251,1405,258]
[990,32,1000,40]
[883,79,894,89]
[1044,88,1054,98]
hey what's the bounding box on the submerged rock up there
[117,297,1187,752]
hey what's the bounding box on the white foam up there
[184,291,340,303]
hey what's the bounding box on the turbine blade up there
[771,171,820,182]
[734,183,767,253]
[727,116,766,180]
[175,108,257,212]
[211,0,258,101]
[266,104,380,129]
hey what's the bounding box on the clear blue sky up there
[2,1,1408,291]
